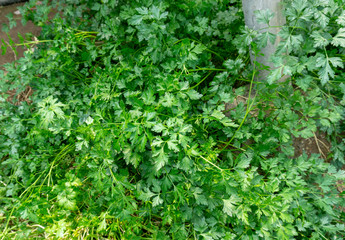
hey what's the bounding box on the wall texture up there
[242,0,286,81]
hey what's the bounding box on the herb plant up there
[0,0,345,239]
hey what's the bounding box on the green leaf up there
[91,3,101,11]
[179,124,192,133]
[222,195,242,217]
[255,9,274,25]
[235,152,252,169]
[211,110,225,120]
[167,139,179,152]
[57,189,77,210]
[2,23,9,33]
[85,116,94,125]
[97,216,107,232]
[256,31,276,48]
[152,195,163,207]
[192,44,206,54]
[220,118,239,127]
[152,123,166,133]
[178,157,193,172]
[1,39,7,55]
[336,11,345,26]
[160,93,176,107]
[152,137,164,148]
[328,57,344,68]
[193,187,208,205]
[311,31,330,48]
[142,89,156,105]
[6,13,16,29]
[332,28,345,47]
[277,30,303,54]
[136,7,148,15]
[123,147,141,167]
[315,54,342,85]
[267,67,283,84]
[223,58,244,75]
[320,119,330,127]
[296,75,313,91]
[138,134,148,152]
[129,15,143,25]
[186,89,203,100]
[151,5,168,20]
[153,148,169,171]
[53,220,69,238]
[139,188,155,201]
[37,96,66,128]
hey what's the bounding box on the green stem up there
[187,68,226,72]
[220,57,257,152]
[190,72,213,89]
[14,40,53,46]
[200,155,224,171]
[0,207,15,240]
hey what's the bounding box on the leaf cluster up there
[0,0,345,239]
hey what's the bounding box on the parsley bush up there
[1,0,345,239]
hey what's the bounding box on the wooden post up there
[242,0,286,81]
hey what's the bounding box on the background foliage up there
[1,0,345,239]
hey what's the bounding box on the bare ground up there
[0,2,41,68]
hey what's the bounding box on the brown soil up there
[0,2,41,69]
[6,84,33,104]
[0,2,44,103]
[293,131,332,160]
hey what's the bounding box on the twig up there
[316,137,329,150]
[3,40,17,62]
[313,132,326,159]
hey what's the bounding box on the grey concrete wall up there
[242,0,286,81]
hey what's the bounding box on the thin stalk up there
[187,68,226,72]
[190,72,213,89]
[220,59,257,152]
[200,155,224,171]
